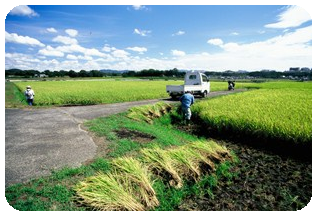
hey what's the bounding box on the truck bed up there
[166,84,204,93]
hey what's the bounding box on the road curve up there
[5,89,244,187]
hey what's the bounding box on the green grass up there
[5,81,26,108]
[193,81,312,146]
[85,111,198,158]
[5,158,110,211]
[6,100,236,211]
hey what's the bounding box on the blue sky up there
[5,5,312,71]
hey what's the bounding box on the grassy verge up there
[5,81,26,108]
[5,102,236,211]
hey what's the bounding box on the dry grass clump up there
[111,157,159,208]
[74,172,145,211]
[75,157,159,211]
[141,141,232,188]
[127,102,173,124]
[75,140,233,210]
[141,147,184,188]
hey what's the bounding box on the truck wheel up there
[202,91,208,98]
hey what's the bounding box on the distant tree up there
[79,70,88,77]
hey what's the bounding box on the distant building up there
[34,74,48,78]
[289,67,300,72]
[300,67,311,72]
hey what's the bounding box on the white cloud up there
[230,32,239,36]
[55,44,85,54]
[5,24,311,72]
[54,44,107,57]
[102,44,116,52]
[5,31,45,47]
[132,5,146,10]
[126,47,147,54]
[47,28,57,33]
[5,53,42,70]
[171,50,186,57]
[9,5,38,17]
[66,54,93,61]
[265,6,311,29]
[134,28,151,37]
[65,29,78,37]
[172,30,185,36]
[38,46,64,57]
[207,38,224,46]
[112,49,130,58]
[53,36,78,45]
[85,48,107,57]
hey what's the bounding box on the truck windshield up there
[202,75,208,82]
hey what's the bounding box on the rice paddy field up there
[193,81,312,147]
[6,79,312,211]
[13,80,229,106]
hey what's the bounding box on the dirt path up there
[5,89,244,187]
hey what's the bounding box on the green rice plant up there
[13,80,232,106]
[13,80,183,106]
[110,157,159,208]
[75,172,145,211]
[193,81,312,146]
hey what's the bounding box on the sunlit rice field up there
[193,81,312,146]
[14,80,229,106]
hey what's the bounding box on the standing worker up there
[24,85,35,106]
[179,91,195,124]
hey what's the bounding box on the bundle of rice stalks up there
[189,141,232,163]
[141,148,183,188]
[167,148,202,181]
[75,140,233,210]
[141,141,232,188]
[111,157,159,208]
[127,102,173,124]
[74,172,145,211]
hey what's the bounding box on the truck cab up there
[166,72,210,99]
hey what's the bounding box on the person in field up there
[24,85,35,106]
[228,80,235,90]
[179,91,195,124]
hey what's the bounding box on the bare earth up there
[5,90,244,187]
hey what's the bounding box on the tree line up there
[5,69,106,78]
[5,68,312,79]
[5,68,185,78]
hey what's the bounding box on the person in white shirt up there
[24,85,35,106]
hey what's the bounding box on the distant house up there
[300,67,311,72]
[289,67,300,72]
[34,74,48,78]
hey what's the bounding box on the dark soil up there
[115,128,156,144]
[175,122,312,211]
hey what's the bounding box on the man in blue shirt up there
[179,91,195,123]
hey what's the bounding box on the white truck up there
[166,72,210,99]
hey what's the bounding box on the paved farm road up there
[5,89,244,187]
